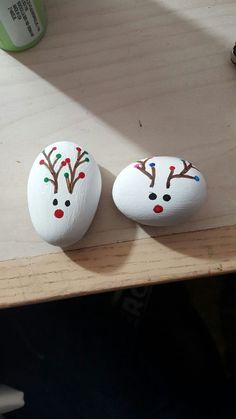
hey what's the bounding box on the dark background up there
[1,275,236,419]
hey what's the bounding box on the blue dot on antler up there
[194,176,200,181]
[149,162,155,167]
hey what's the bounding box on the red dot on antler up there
[61,161,67,166]
[76,147,81,152]
[169,166,175,171]
[79,172,85,179]
[39,159,45,165]
[65,158,71,163]
[52,147,57,151]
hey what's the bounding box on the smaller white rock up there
[112,156,207,226]
[28,141,102,247]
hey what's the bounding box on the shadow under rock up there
[64,166,137,273]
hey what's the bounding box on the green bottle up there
[0,0,46,51]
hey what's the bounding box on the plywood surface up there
[0,0,236,307]
[1,225,236,309]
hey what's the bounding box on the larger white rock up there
[28,141,102,247]
[112,156,207,226]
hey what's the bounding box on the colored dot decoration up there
[40,147,88,193]
[149,163,155,167]
[169,166,175,171]
[134,164,140,168]
[194,176,200,182]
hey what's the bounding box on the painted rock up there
[112,156,207,226]
[28,141,102,247]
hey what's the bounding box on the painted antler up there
[64,147,89,194]
[135,158,156,188]
[166,160,200,189]
[39,146,64,193]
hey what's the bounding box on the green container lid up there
[0,0,47,51]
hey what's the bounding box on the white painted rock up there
[28,141,102,247]
[112,156,207,226]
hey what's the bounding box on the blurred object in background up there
[0,0,46,52]
[0,385,24,415]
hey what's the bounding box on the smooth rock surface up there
[112,156,207,226]
[28,141,102,247]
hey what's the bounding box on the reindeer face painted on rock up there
[28,141,102,247]
[39,146,89,219]
[112,156,207,226]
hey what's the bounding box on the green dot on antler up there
[64,172,69,178]
[44,177,49,183]
[56,153,62,159]
[85,158,90,162]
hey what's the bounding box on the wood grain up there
[0,0,236,261]
[0,225,235,308]
[0,0,236,307]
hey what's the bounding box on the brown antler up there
[135,158,156,188]
[39,146,64,193]
[64,147,89,194]
[166,160,199,189]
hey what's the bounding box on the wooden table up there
[1,0,236,308]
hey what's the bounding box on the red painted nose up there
[54,209,64,218]
[153,205,163,214]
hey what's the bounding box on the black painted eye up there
[53,198,58,206]
[163,194,171,202]
[149,193,157,200]
[65,200,70,207]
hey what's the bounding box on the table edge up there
[0,224,235,308]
